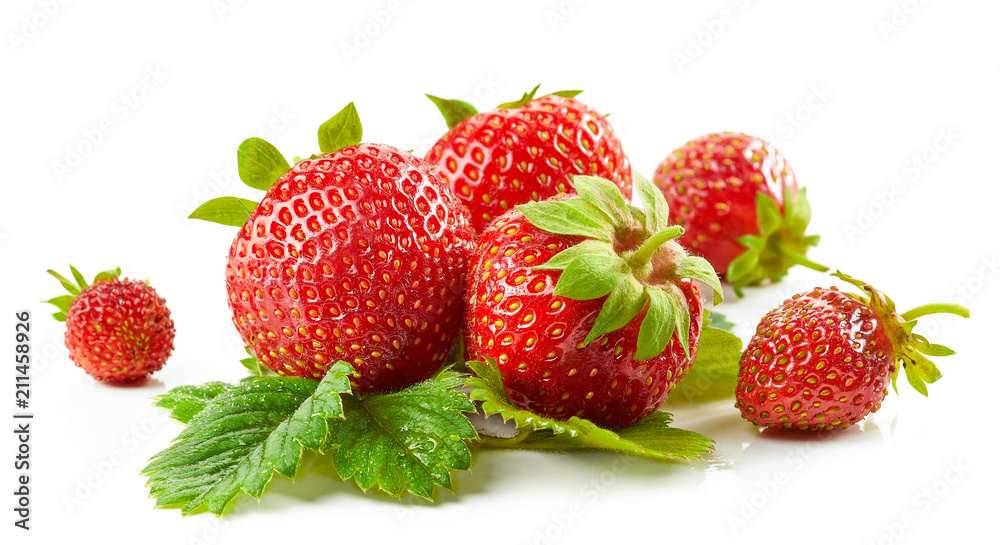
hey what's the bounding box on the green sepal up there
[237,137,291,191]
[318,102,363,155]
[673,255,724,306]
[552,254,629,300]
[517,200,613,242]
[726,187,827,296]
[667,324,743,404]
[531,239,617,271]
[495,85,584,109]
[584,275,646,345]
[634,172,670,233]
[571,175,633,227]
[635,286,682,361]
[188,197,259,227]
[45,266,123,322]
[466,359,714,461]
[426,94,478,129]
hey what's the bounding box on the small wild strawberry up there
[735,271,969,430]
[653,131,826,295]
[466,174,722,428]
[45,266,175,382]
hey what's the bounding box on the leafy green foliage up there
[154,381,236,424]
[466,360,713,461]
[318,102,363,154]
[667,326,743,404]
[426,94,478,129]
[188,196,259,227]
[237,137,290,191]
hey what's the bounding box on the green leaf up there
[667,326,743,404]
[466,360,713,461]
[47,269,81,295]
[153,381,238,424]
[92,267,122,284]
[755,192,783,236]
[318,102,363,154]
[674,255,724,305]
[237,137,291,191]
[584,275,647,345]
[552,254,629,300]
[548,89,584,98]
[69,265,88,289]
[571,175,633,227]
[43,295,74,314]
[517,200,614,242]
[706,310,736,333]
[635,286,680,361]
[633,172,670,233]
[903,360,929,396]
[188,197,259,227]
[325,370,477,499]
[533,239,617,271]
[785,186,813,233]
[426,94,478,129]
[143,364,352,515]
[496,84,541,109]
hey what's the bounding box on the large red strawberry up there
[193,104,476,393]
[736,271,969,431]
[653,132,825,295]
[45,266,175,382]
[465,174,722,428]
[425,86,632,233]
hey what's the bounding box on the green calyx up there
[189,103,364,228]
[519,174,723,362]
[726,186,827,296]
[832,270,970,397]
[426,84,584,130]
[44,265,122,322]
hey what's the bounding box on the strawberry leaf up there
[154,381,237,424]
[143,364,352,515]
[517,200,613,242]
[532,239,617,271]
[188,197,259,227]
[585,275,646,345]
[634,172,671,233]
[426,94,478,129]
[552,254,630,300]
[667,326,743,404]
[237,137,290,191]
[467,360,714,461]
[571,175,633,227]
[324,370,477,499]
[318,102,363,155]
[706,310,737,333]
[635,286,681,361]
[496,84,542,109]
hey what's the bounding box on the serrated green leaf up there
[318,103,363,154]
[571,175,632,227]
[237,137,291,191]
[466,360,713,461]
[188,197,259,227]
[326,370,477,499]
[584,275,646,345]
[532,239,617,271]
[426,94,478,129]
[552,254,629,300]
[143,364,352,515]
[755,192,783,236]
[517,200,613,242]
[634,172,670,233]
[635,286,679,361]
[667,326,743,404]
[153,382,238,424]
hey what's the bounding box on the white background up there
[3,1,998,543]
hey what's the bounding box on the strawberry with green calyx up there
[736,270,970,431]
[425,85,632,233]
[653,132,826,295]
[466,173,722,428]
[45,265,175,382]
[190,103,476,393]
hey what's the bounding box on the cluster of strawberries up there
[47,87,967,432]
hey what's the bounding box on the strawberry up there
[653,132,826,294]
[425,86,632,233]
[465,174,722,428]
[735,271,969,431]
[217,105,476,394]
[45,266,175,382]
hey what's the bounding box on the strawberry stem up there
[901,303,971,321]
[628,226,684,269]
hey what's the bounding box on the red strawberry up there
[653,132,825,294]
[225,141,475,393]
[425,86,632,233]
[465,174,722,428]
[735,271,969,431]
[45,266,175,382]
